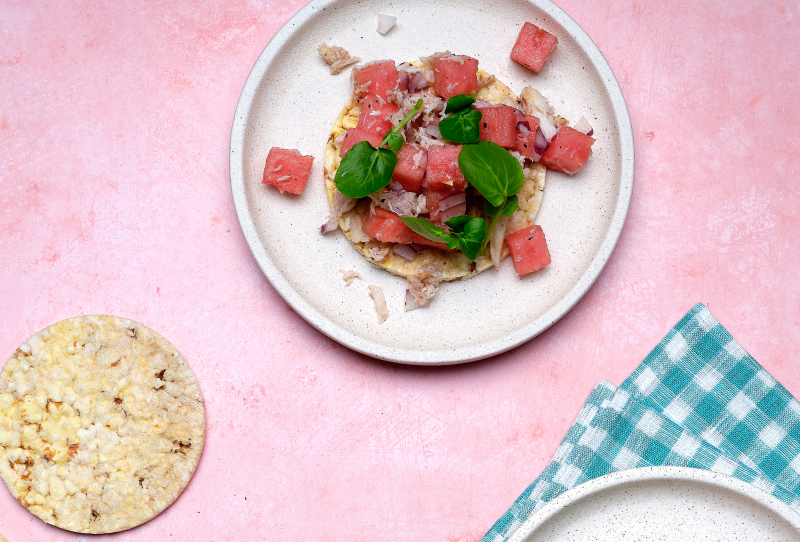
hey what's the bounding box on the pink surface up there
[1,0,799,540]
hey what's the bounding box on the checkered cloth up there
[482,303,800,542]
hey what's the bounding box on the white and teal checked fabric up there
[482,303,800,542]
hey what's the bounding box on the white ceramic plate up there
[230,0,634,364]
[508,467,800,541]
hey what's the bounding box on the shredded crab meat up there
[340,269,361,286]
[419,51,450,69]
[521,87,559,142]
[488,215,509,269]
[346,213,371,243]
[368,285,389,324]
[407,264,443,306]
[372,187,426,217]
[317,43,360,75]
[366,241,390,262]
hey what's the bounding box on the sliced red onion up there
[376,14,397,35]
[393,244,418,261]
[404,289,431,311]
[534,128,549,154]
[425,123,442,139]
[517,119,531,132]
[438,191,466,212]
[572,116,593,135]
[587,129,594,137]
[439,203,466,223]
[320,219,339,234]
[409,72,427,93]
[396,70,409,91]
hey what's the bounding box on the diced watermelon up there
[510,22,558,74]
[426,145,466,192]
[362,207,416,244]
[540,126,594,174]
[411,231,450,250]
[475,105,518,148]
[433,55,479,100]
[262,147,314,195]
[340,128,385,157]
[515,113,541,159]
[356,95,399,138]
[392,143,426,193]
[507,224,551,275]
[355,61,398,100]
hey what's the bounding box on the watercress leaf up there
[445,94,476,114]
[444,215,472,232]
[334,142,397,199]
[446,237,461,250]
[500,195,518,217]
[384,131,404,153]
[483,199,500,217]
[439,107,481,144]
[458,140,525,207]
[400,217,449,243]
[459,217,487,260]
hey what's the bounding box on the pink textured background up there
[1,0,799,540]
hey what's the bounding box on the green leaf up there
[501,195,519,217]
[458,141,524,207]
[483,199,499,217]
[334,142,397,199]
[445,94,476,114]
[385,132,404,153]
[401,217,449,243]
[458,218,487,260]
[444,215,472,233]
[446,237,460,250]
[439,108,482,144]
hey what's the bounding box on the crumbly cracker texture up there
[0,315,205,534]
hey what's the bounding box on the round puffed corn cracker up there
[324,64,546,281]
[0,315,205,534]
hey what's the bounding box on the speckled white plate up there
[230,0,634,364]
[508,467,800,541]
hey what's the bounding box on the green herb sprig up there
[438,94,481,144]
[334,99,423,199]
[403,215,487,260]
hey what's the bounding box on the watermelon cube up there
[507,224,551,275]
[340,128,385,157]
[262,147,314,195]
[357,95,399,138]
[392,143,427,193]
[540,126,594,174]
[511,22,558,74]
[475,105,518,148]
[426,145,466,192]
[355,61,398,100]
[362,207,416,244]
[515,113,541,159]
[423,184,460,226]
[434,55,479,100]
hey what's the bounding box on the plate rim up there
[229,0,635,364]
[507,466,800,541]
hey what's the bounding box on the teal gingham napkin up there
[483,303,800,542]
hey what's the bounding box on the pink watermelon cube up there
[362,207,416,244]
[356,95,399,138]
[540,126,594,174]
[475,105,518,148]
[510,22,558,73]
[355,61,398,100]
[392,143,427,193]
[340,128,385,157]
[426,145,466,192]
[507,224,551,275]
[434,55,479,100]
[262,147,314,195]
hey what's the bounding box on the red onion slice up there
[396,70,409,91]
[534,128,549,154]
[408,72,427,93]
[320,219,339,234]
[424,123,442,139]
[439,203,466,223]
[393,244,418,261]
[437,191,466,212]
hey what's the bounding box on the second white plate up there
[508,467,800,541]
[230,0,634,363]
